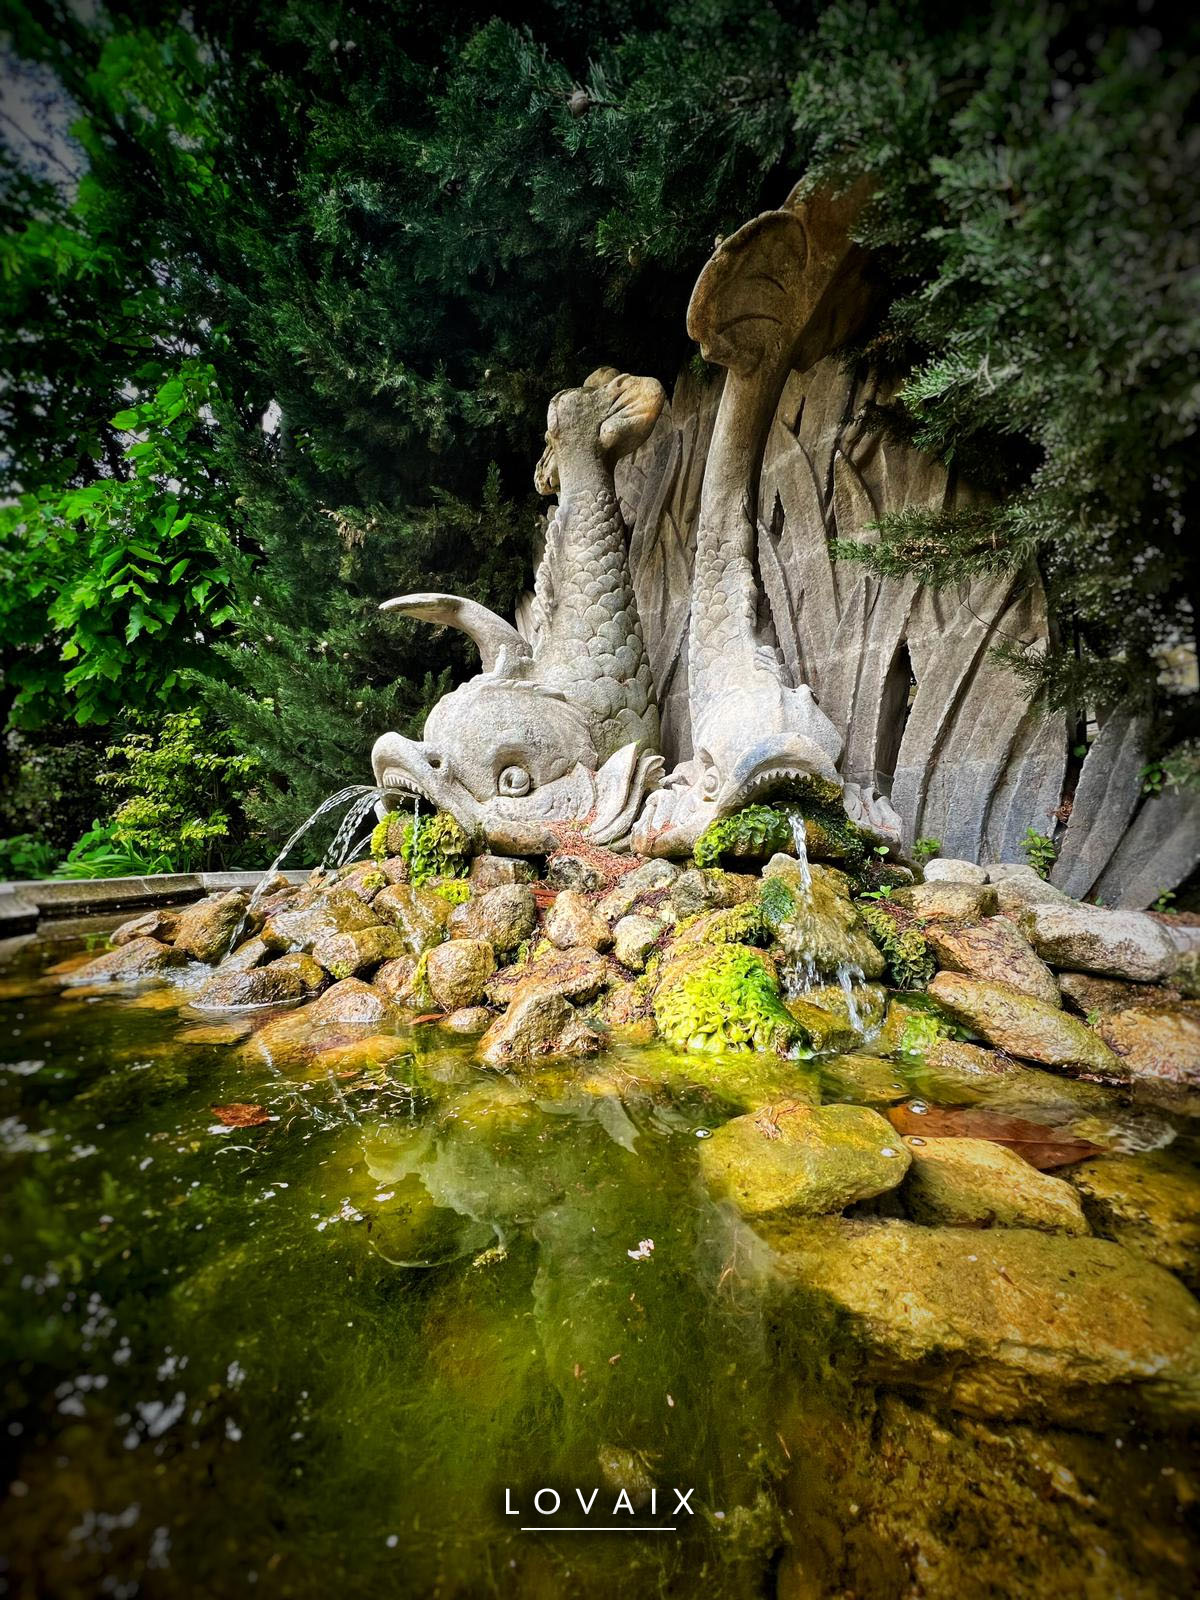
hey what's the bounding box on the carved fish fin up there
[586,745,664,847]
[379,593,532,675]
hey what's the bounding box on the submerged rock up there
[544,889,612,952]
[69,935,190,984]
[477,986,601,1068]
[447,883,536,956]
[1067,1151,1200,1290]
[901,1136,1090,1234]
[193,965,306,1011]
[424,938,495,1011]
[172,890,249,964]
[700,1102,909,1218]
[928,972,1123,1078]
[768,1216,1200,1424]
[819,1054,911,1106]
[306,978,399,1027]
[439,1005,494,1035]
[925,918,1060,1008]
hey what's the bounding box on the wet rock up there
[468,854,536,891]
[819,1054,911,1106]
[311,923,407,980]
[922,858,988,884]
[306,978,399,1027]
[1067,1151,1200,1290]
[373,883,452,956]
[594,979,655,1030]
[670,867,759,919]
[110,907,180,946]
[761,857,885,979]
[787,984,886,1053]
[544,889,612,952]
[177,1019,255,1047]
[925,918,1060,1007]
[448,883,535,956]
[596,858,680,923]
[439,1006,494,1035]
[424,939,496,1011]
[1020,900,1178,982]
[1097,1007,1200,1087]
[484,946,614,1007]
[173,890,249,963]
[220,935,271,974]
[893,881,997,921]
[372,956,419,1005]
[768,1216,1200,1424]
[477,986,601,1068]
[261,886,380,954]
[267,951,328,997]
[335,861,388,902]
[376,855,410,885]
[1057,970,1188,1017]
[68,936,189,984]
[545,853,604,893]
[873,999,957,1060]
[902,1136,1090,1234]
[700,1102,909,1219]
[928,973,1124,1078]
[612,914,664,971]
[193,965,306,1010]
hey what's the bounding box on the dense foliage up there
[1,0,1195,875]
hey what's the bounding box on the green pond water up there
[2,920,1198,1598]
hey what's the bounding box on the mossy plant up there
[694,805,793,867]
[653,945,803,1055]
[372,810,471,886]
[674,901,767,949]
[368,818,392,861]
[859,902,936,990]
[432,880,471,906]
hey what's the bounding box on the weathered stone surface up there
[1050,708,1148,901]
[699,1102,909,1219]
[928,972,1124,1077]
[69,936,190,984]
[670,867,758,919]
[266,951,328,997]
[111,908,180,946]
[1020,899,1178,982]
[819,1054,910,1106]
[985,862,1043,883]
[306,978,399,1027]
[424,939,496,1011]
[193,965,306,1010]
[768,1217,1200,1423]
[612,913,664,971]
[595,858,680,923]
[448,883,536,956]
[1091,785,1200,912]
[921,858,988,884]
[220,935,270,974]
[332,861,387,902]
[439,1006,494,1035]
[1067,1151,1200,1291]
[925,918,1060,1008]
[1097,1007,1200,1087]
[373,883,452,957]
[173,890,248,963]
[477,986,601,1068]
[372,956,418,1004]
[261,887,380,955]
[992,875,1070,921]
[1057,970,1188,1018]
[762,857,886,980]
[468,854,536,891]
[545,853,606,893]
[902,1136,1089,1234]
[544,888,612,952]
[893,881,997,921]
[310,923,406,980]
[484,945,613,1008]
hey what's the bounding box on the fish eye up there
[498,764,531,797]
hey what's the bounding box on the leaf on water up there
[410,1013,445,1025]
[211,1101,271,1127]
[886,1102,1102,1169]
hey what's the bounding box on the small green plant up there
[859,902,935,990]
[0,834,60,880]
[370,810,470,886]
[1021,827,1057,880]
[858,883,895,902]
[653,945,801,1055]
[912,836,941,866]
[1152,889,1176,914]
[694,805,793,867]
[52,821,172,879]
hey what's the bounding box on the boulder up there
[220,935,271,974]
[372,883,452,956]
[925,919,1060,1008]
[928,972,1124,1077]
[424,939,496,1011]
[1096,1007,1200,1087]
[1057,970,1187,1017]
[306,978,399,1027]
[893,881,997,921]
[477,986,601,1068]
[984,862,1043,882]
[68,936,190,984]
[310,923,407,980]
[261,886,380,954]
[992,875,1073,918]
[439,1006,494,1035]
[110,908,180,946]
[484,946,614,1007]
[612,914,665,971]
[448,883,536,956]
[372,956,419,1004]
[266,951,328,997]
[544,889,612,952]
[1067,1151,1200,1291]
[768,1216,1200,1424]
[670,867,759,919]
[545,852,605,893]
[761,857,886,979]
[921,858,988,884]
[699,1102,909,1219]
[193,965,306,1010]
[901,1136,1089,1234]
[173,890,249,963]
[468,854,536,891]
[334,861,388,902]
[596,858,680,923]
[1020,900,1178,982]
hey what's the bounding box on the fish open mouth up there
[378,769,433,806]
[714,735,842,816]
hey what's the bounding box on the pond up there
[1,919,1198,1599]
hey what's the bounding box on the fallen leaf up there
[411,1012,445,1025]
[886,1103,1102,1169]
[211,1102,271,1128]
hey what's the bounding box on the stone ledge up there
[0,870,309,932]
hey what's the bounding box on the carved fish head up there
[536,367,664,493]
[372,676,661,855]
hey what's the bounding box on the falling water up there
[835,960,867,1034]
[787,808,813,894]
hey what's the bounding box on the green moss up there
[432,879,471,906]
[694,805,792,867]
[653,945,804,1055]
[368,818,392,862]
[758,874,798,932]
[800,801,868,866]
[375,810,472,886]
[859,902,935,990]
[674,901,767,949]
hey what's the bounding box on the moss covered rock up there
[477,986,601,1069]
[544,888,612,952]
[306,978,399,1027]
[260,886,381,955]
[901,1136,1090,1234]
[760,856,885,980]
[424,938,496,1011]
[173,890,249,964]
[653,944,801,1054]
[310,924,407,980]
[69,935,190,985]
[893,881,998,921]
[699,1102,909,1218]
[372,883,452,957]
[1096,1006,1200,1087]
[926,918,1060,1007]
[1067,1151,1200,1290]
[858,902,936,989]
[193,964,307,1010]
[447,883,536,956]
[929,972,1125,1078]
